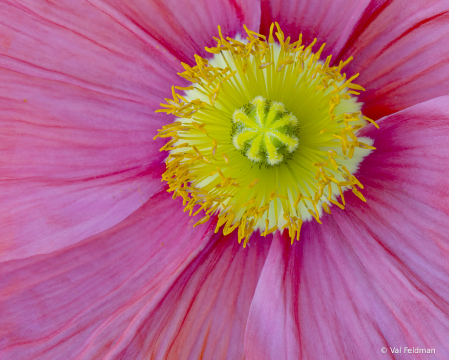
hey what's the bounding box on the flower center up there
[155,23,378,246]
[232,96,299,166]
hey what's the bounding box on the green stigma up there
[231,96,299,166]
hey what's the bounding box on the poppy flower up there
[1,0,449,359]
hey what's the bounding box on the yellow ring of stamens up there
[155,23,377,247]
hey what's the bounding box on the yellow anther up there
[313,162,328,167]
[220,70,237,83]
[159,137,179,151]
[294,193,303,208]
[270,191,288,201]
[352,188,366,202]
[329,198,345,210]
[221,153,230,163]
[211,139,217,155]
[257,205,270,217]
[241,199,256,208]
[264,225,278,236]
[351,175,364,189]
[296,218,303,241]
[346,83,365,91]
[328,155,338,170]
[221,177,232,187]
[268,23,275,43]
[205,46,222,54]
[258,62,273,69]
[216,167,226,180]
[357,142,376,150]
[192,145,202,156]
[222,211,235,228]
[224,220,241,235]
[220,67,230,75]
[243,24,266,40]
[248,179,259,188]
[192,122,207,134]
[337,186,346,206]
[338,73,360,92]
[276,64,287,72]
[175,86,195,91]
[363,116,380,129]
[215,215,229,233]
[308,209,322,224]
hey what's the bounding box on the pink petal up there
[0,1,175,260]
[0,0,259,260]
[259,0,372,58]
[245,96,449,359]
[0,190,214,360]
[339,1,449,119]
[109,232,271,360]
[88,0,261,63]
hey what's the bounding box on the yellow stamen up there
[155,23,377,245]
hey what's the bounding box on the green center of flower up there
[231,96,299,166]
[154,23,378,247]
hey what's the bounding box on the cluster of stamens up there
[155,23,378,246]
